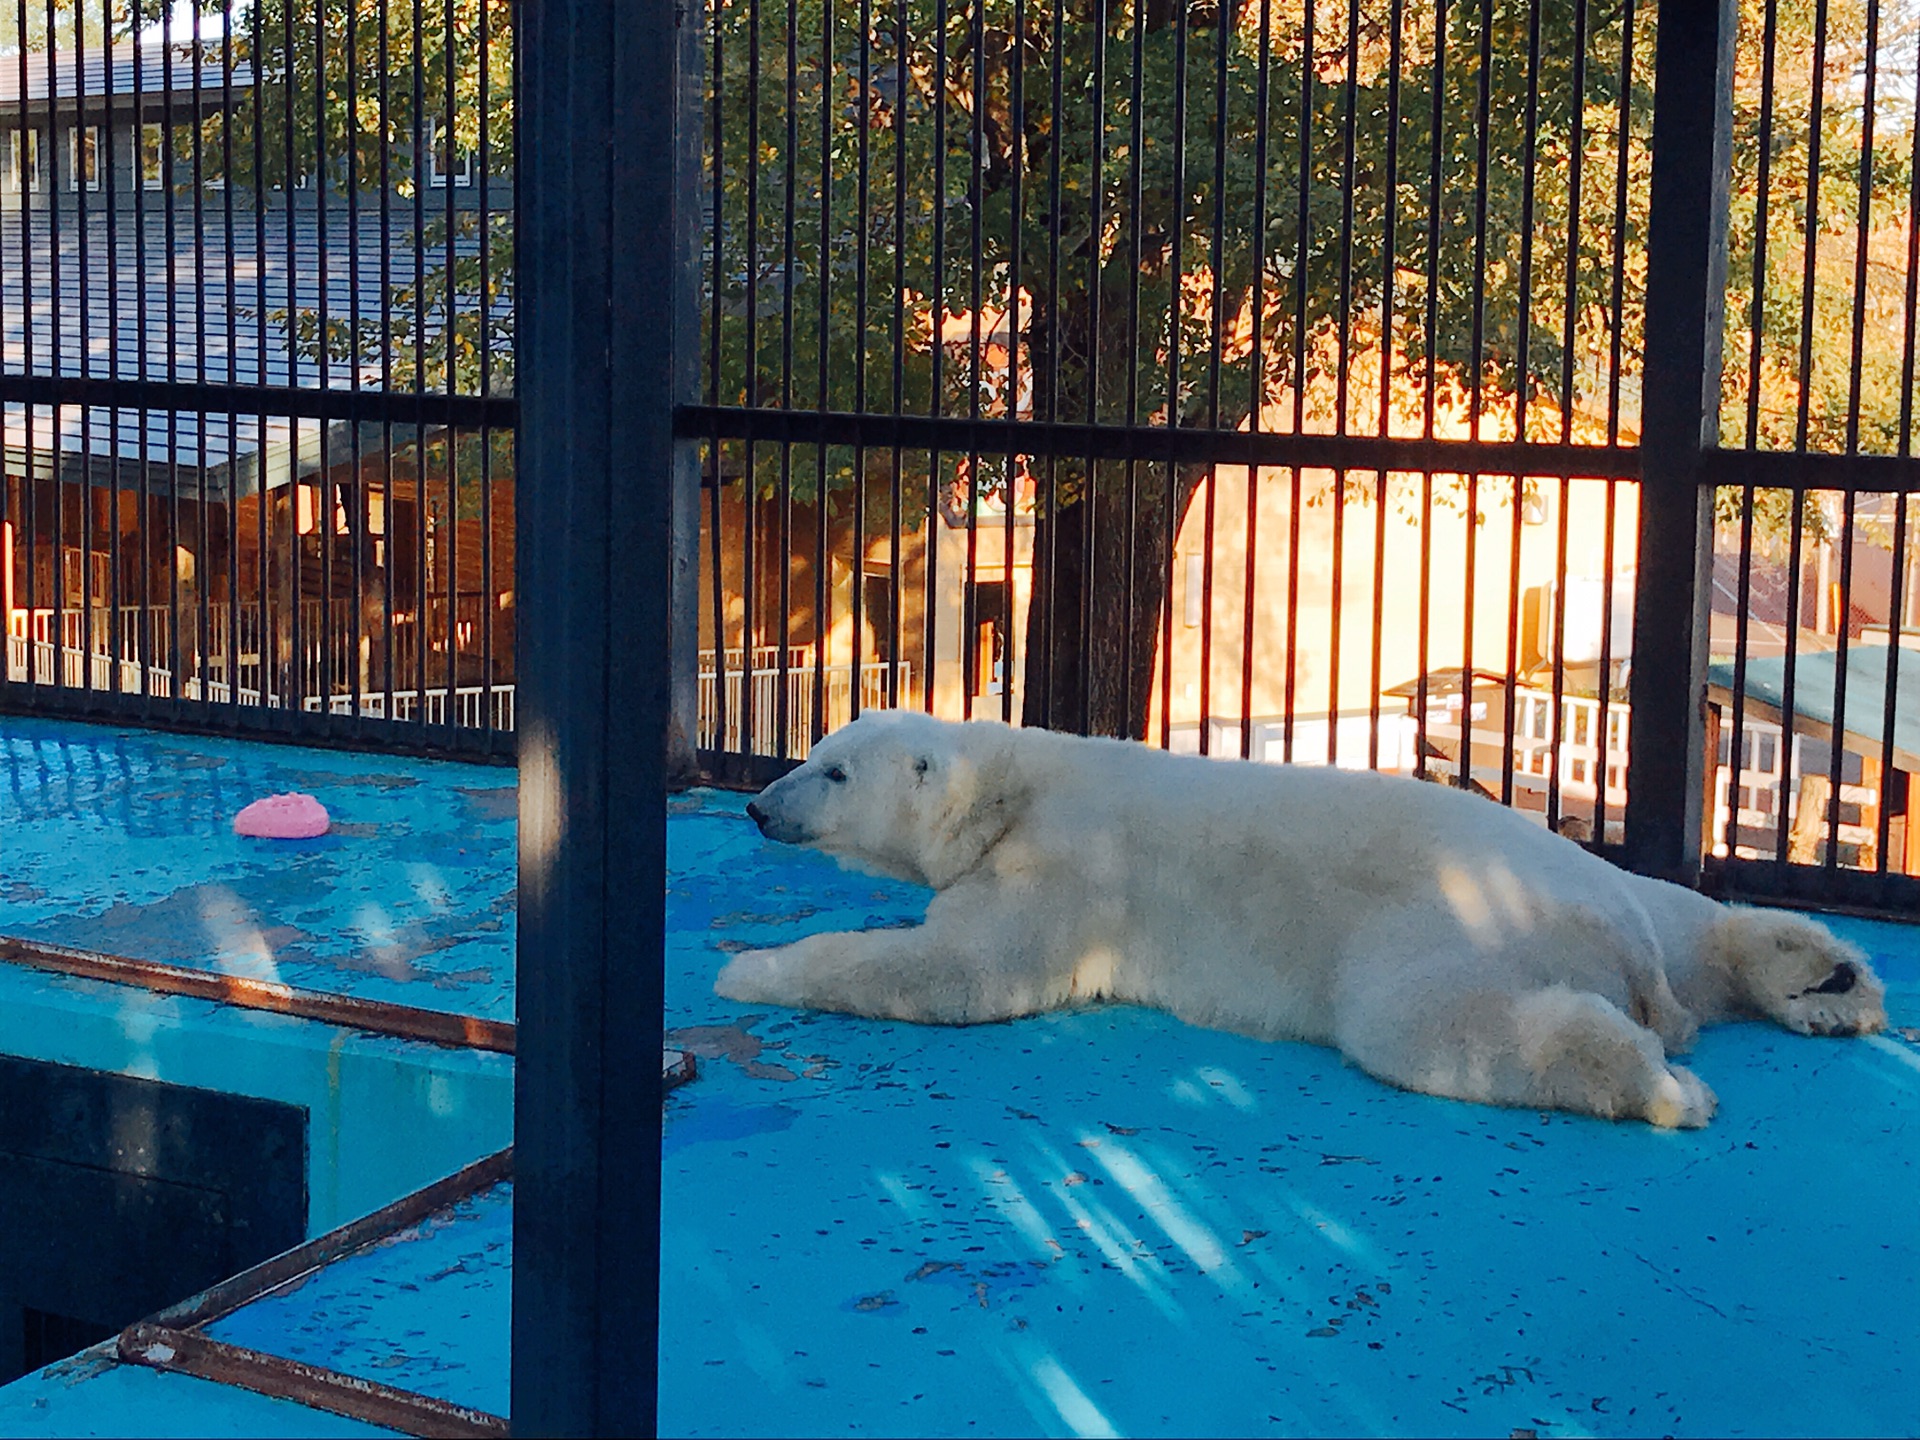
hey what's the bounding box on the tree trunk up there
[1022,459,1202,739]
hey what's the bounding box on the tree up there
[711,0,1920,736]
[709,0,1660,734]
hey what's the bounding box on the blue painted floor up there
[2,717,1917,1437]
[206,1183,512,1417]
[2,716,517,1019]
[0,716,515,1233]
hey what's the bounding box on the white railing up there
[8,603,515,732]
[302,685,518,731]
[1505,691,1632,807]
[698,648,910,757]
[1710,719,1878,861]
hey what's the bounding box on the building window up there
[67,126,102,192]
[6,129,42,193]
[425,117,474,188]
[141,122,166,190]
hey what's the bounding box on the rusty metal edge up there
[149,1148,515,1332]
[0,935,516,1054]
[117,1323,510,1439]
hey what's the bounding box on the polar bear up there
[714,711,1887,1127]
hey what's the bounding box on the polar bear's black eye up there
[825,765,848,784]
[914,757,929,776]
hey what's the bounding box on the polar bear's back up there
[1007,724,1606,893]
[990,724,1691,1039]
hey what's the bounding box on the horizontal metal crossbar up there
[0,936,518,1053]
[685,405,1920,495]
[1700,447,1920,494]
[677,405,1645,480]
[0,372,516,430]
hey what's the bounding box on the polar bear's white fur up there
[715,712,1887,1127]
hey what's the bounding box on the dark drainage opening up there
[0,1056,308,1383]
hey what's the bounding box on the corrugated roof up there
[1708,648,1920,770]
[0,42,253,107]
[0,201,510,497]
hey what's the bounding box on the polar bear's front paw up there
[1777,961,1888,1038]
[1644,1065,1717,1130]
[714,949,791,1005]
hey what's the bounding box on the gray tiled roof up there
[0,41,251,108]
[0,199,508,497]
[0,42,254,107]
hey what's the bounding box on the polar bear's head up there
[745,712,1022,888]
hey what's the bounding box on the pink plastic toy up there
[233,792,331,839]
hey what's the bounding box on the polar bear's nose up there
[746,799,768,831]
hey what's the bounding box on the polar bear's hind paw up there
[1645,1065,1717,1130]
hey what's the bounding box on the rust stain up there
[0,935,517,1053]
[117,1323,507,1439]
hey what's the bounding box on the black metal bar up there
[1595,476,1617,839]
[675,404,1642,476]
[75,0,96,695]
[1292,0,1311,441]
[1725,0,1780,860]
[1876,496,1908,873]
[1005,0,1024,729]
[1880,26,1920,874]
[1697,448,1920,494]
[253,0,271,721]
[1120,0,1145,727]
[1240,0,1273,762]
[1500,0,1544,805]
[0,372,515,427]
[1622,0,1737,883]
[478,0,497,733]
[1422,0,1445,441]
[1773,0,1827,866]
[931,0,947,422]
[1825,489,1856,868]
[8,0,30,704]
[1707,854,1920,916]
[1161,0,1188,749]
[1548,0,1587,831]
[1606,0,1635,448]
[41,0,63,701]
[776,0,799,755]
[706,0,730,754]
[282,0,301,715]
[1825,2,1880,868]
[818,0,837,738]
[889,0,907,710]
[193,14,213,711]
[1774,491,1807,864]
[510,0,676,1423]
[1198,0,1228,757]
[222,5,241,716]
